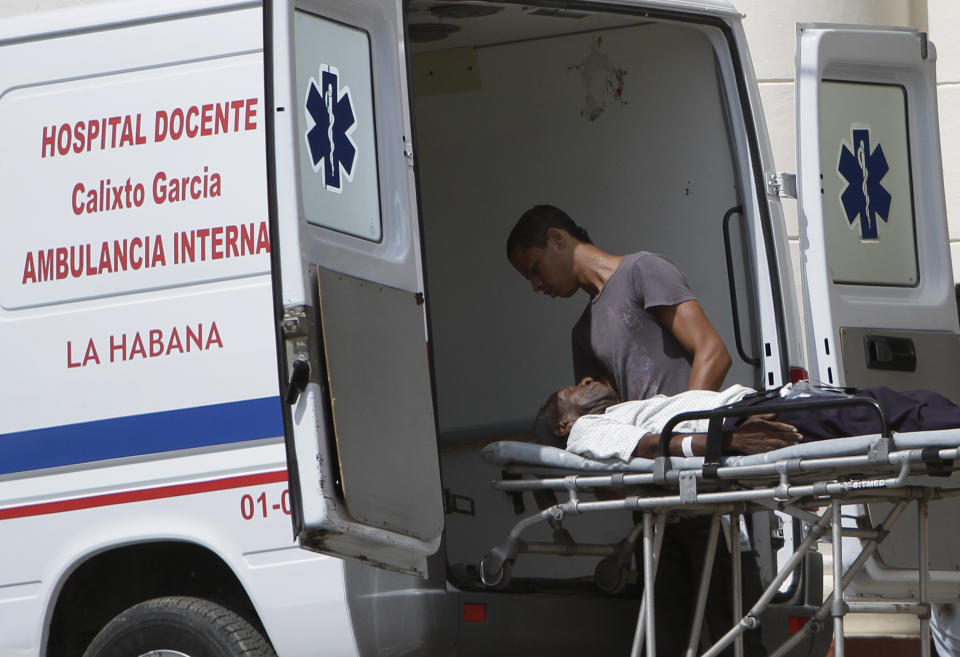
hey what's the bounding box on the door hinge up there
[766,172,797,199]
[281,305,309,338]
[403,138,414,167]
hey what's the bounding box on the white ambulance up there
[0,0,954,656]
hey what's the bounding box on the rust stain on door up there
[568,36,628,122]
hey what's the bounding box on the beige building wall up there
[1,0,102,13]
[929,0,960,284]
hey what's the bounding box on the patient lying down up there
[536,378,960,462]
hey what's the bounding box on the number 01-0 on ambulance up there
[0,0,953,655]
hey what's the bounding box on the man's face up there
[555,377,619,434]
[508,232,578,298]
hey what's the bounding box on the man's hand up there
[725,414,801,454]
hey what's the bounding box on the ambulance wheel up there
[82,596,276,657]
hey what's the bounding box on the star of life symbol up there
[304,64,357,193]
[837,128,891,240]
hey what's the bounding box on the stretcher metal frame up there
[479,395,960,657]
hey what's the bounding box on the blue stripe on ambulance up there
[0,396,283,475]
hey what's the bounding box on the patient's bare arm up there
[725,414,801,454]
[631,414,801,459]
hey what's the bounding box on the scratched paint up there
[567,36,628,122]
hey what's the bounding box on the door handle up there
[721,205,760,367]
[285,359,311,404]
[864,334,916,372]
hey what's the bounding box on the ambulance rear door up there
[264,0,442,576]
[795,24,960,399]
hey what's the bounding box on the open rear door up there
[796,24,960,399]
[265,0,442,576]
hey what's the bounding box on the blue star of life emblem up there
[304,64,357,193]
[837,128,891,240]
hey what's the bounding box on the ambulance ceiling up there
[406,1,650,53]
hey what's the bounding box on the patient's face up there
[557,377,619,421]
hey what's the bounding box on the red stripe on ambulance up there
[0,470,287,520]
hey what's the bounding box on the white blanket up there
[566,385,754,461]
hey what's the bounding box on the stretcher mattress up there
[481,429,960,473]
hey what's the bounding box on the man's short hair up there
[533,391,564,448]
[506,204,592,257]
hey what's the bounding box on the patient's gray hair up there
[534,391,564,448]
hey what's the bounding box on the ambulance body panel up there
[0,3,356,655]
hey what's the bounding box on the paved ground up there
[827,637,933,657]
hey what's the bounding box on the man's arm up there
[631,414,800,459]
[656,299,731,391]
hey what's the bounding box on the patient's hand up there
[726,414,801,454]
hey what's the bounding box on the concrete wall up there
[1,0,102,12]
[929,0,960,283]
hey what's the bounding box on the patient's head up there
[534,377,619,447]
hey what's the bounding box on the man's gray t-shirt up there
[572,251,696,400]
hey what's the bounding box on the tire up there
[82,596,276,657]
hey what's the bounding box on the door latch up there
[281,305,315,405]
[766,172,797,199]
[285,360,310,405]
[864,334,916,372]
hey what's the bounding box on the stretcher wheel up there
[595,556,629,595]
[479,555,514,590]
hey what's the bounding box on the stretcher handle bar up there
[492,453,893,492]
[655,395,891,481]
[492,446,941,493]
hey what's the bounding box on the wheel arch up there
[45,539,269,657]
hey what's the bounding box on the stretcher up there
[478,396,960,657]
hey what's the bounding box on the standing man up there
[506,204,761,657]
[506,204,731,398]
